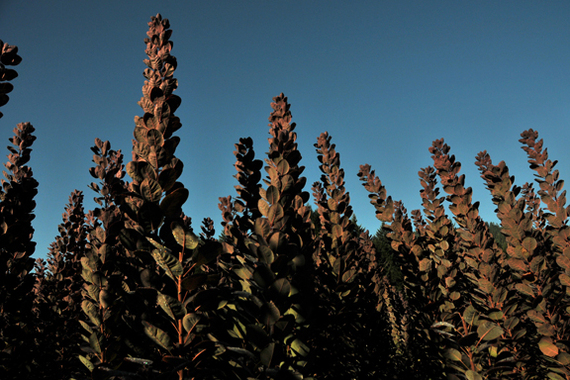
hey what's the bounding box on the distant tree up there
[486,221,507,251]
[372,224,403,289]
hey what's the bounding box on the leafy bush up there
[1,13,569,380]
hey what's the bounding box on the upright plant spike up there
[417,164,461,315]
[220,137,263,252]
[219,94,316,378]
[258,93,314,377]
[0,122,39,375]
[308,131,381,378]
[516,130,570,378]
[32,190,88,377]
[115,15,238,379]
[79,139,138,376]
[474,150,545,378]
[425,139,529,378]
[358,164,442,378]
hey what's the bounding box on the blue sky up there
[1,1,570,260]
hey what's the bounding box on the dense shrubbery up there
[1,14,570,380]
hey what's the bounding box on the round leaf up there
[538,336,559,357]
[141,177,163,202]
[477,321,503,341]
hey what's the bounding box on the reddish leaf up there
[538,337,559,357]
[515,283,535,297]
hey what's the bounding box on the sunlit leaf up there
[277,159,290,175]
[515,283,535,297]
[559,273,570,288]
[171,221,199,250]
[78,355,95,372]
[465,370,483,380]
[538,336,559,357]
[522,237,538,253]
[266,185,279,204]
[290,338,310,357]
[547,373,565,380]
[182,313,201,333]
[267,203,284,224]
[463,305,477,326]
[258,199,269,217]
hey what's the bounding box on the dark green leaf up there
[246,324,270,349]
[260,343,275,366]
[79,320,93,335]
[445,348,462,361]
[158,292,187,320]
[556,352,570,365]
[258,245,274,264]
[181,274,208,291]
[182,313,201,333]
[559,273,570,288]
[194,240,223,268]
[89,332,102,354]
[477,321,503,341]
[556,254,570,271]
[457,332,478,347]
[253,264,276,288]
[146,128,164,147]
[160,187,189,218]
[258,199,269,217]
[488,310,504,321]
[148,237,183,281]
[522,237,538,253]
[143,321,172,351]
[119,228,145,251]
[82,300,101,327]
[507,258,527,272]
[138,201,163,232]
[262,301,280,326]
[271,278,291,297]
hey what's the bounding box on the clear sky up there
[1,1,570,260]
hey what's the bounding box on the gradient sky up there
[1,1,570,260]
